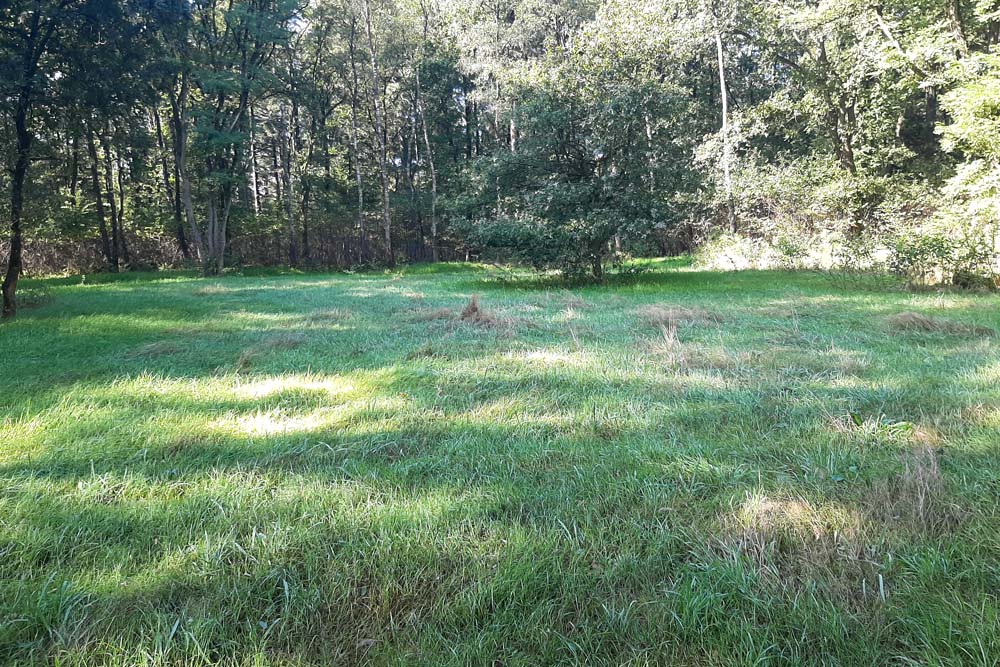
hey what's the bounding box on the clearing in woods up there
[1,261,999,666]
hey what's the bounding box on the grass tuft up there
[459,294,496,326]
[888,311,994,336]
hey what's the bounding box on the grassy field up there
[1,261,999,666]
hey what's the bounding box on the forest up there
[2,0,999,316]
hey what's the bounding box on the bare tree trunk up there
[99,132,126,269]
[509,101,517,154]
[464,77,474,159]
[153,106,190,258]
[715,30,736,234]
[644,112,656,189]
[349,33,367,263]
[69,132,80,204]
[85,126,114,268]
[3,9,56,317]
[168,78,204,260]
[248,105,261,216]
[948,0,970,56]
[2,97,31,317]
[280,102,299,266]
[363,0,394,267]
[115,151,131,266]
[415,66,439,261]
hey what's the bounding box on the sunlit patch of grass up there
[2,264,999,666]
[234,374,357,400]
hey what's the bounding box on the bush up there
[888,231,997,290]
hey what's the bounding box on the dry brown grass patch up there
[718,495,880,607]
[459,294,496,326]
[406,342,444,360]
[887,311,994,336]
[406,307,455,322]
[637,304,724,327]
[458,295,536,332]
[757,347,870,379]
[866,443,961,534]
[535,291,591,310]
[641,323,687,366]
[405,298,536,336]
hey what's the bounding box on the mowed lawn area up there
[2,261,999,666]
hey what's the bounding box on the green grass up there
[2,261,999,666]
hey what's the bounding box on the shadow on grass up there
[2,268,1000,665]
[3,378,998,665]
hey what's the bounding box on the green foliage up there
[888,230,998,289]
[940,55,1000,163]
[453,18,698,278]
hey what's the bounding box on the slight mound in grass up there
[406,306,455,322]
[460,294,496,326]
[888,311,994,337]
[637,303,724,327]
[719,494,877,606]
[406,296,534,331]
[460,295,538,331]
[236,333,308,370]
[305,308,354,323]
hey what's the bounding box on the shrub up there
[887,231,997,290]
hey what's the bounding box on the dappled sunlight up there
[234,374,357,400]
[464,396,578,429]
[3,267,1000,666]
[966,360,1000,385]
[227,408,349,437]
[732,493,863,538]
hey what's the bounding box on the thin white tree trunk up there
[415,67,438,261]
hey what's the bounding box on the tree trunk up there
[948,0,970,56]
[69,132,80,204]
[643,113,656,189]
[349,18,367,263]
[168,78,204,260]
[363,0,394,267]
[415,67,439,261]
[464,76,474,159]
[281,102,299,266]
[248,105,261,216]
[509,102,517,154]
[99,132,126,269]
[153,106,190,258]
[2,99,31,318]
[715,31,736,234]
[85,127,114,268]
[115,151,131,266]
[591,254,603,281]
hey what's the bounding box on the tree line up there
[2,0,998,315]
